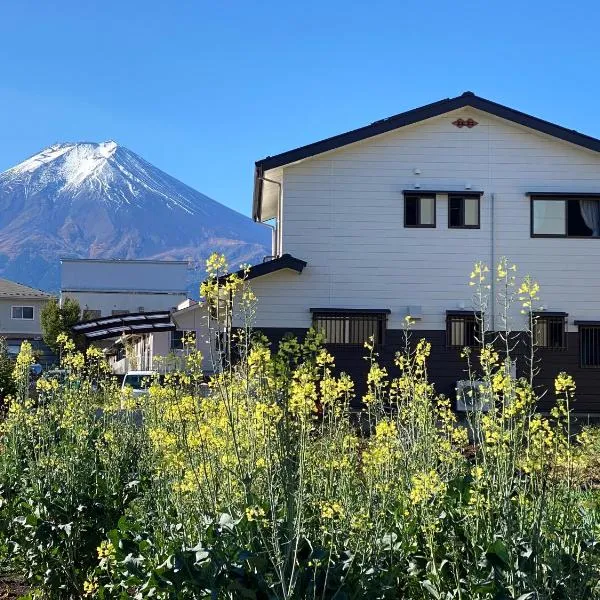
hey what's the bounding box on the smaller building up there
[72,301,218,376]
[60,258,189,317]
[0,278,54,362]
[171,299,217,372]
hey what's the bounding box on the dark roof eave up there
[310,308,391,314]
[215,254,307,285]
[252,164,265,221]
[253,91,600,221]
[256,92,600,172]
[72,310,173,335]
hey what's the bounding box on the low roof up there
[253,91,600,220]
[72,310,175,340]
[216,254,307,284]
[0,278,53,300]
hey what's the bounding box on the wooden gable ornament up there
[452,118,478,129]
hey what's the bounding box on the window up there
[449,194,480,228]
[12,306,34,320]
[404,194,436,227]
[171,330,193,350]
[7,343,21,356]
[446,311,480,348]
[531,196,600,237]
[579,324,600,368]
[311,309,389,346]
[533,313,567,349]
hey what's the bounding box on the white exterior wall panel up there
[62,291,186,316]
[61,259,188,317]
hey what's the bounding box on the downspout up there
[490,192,495,331]
[259,176,282,257]
[260,221,276,259]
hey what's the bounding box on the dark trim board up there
[527,192,600,198]
[253,91,600,220]
[310,308,391,314]
[402,189,484,196]
[252,327,600,414]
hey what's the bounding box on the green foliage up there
[40,297,83,353]
[0,337,16,408]
[1,258,600,599]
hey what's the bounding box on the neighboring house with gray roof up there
[0,278,55,361]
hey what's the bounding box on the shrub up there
[0,257,599,599]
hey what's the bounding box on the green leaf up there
[421,579,440,599]
[486,539,510,569]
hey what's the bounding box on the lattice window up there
[533,314,567,349]
[446,312,480,348]
[580,325,600,368]
[311,310,388,346]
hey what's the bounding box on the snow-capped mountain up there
[0,142,270,292]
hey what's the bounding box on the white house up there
[0,278,54,362]
[229,91,600,414]
[60,258,189,317]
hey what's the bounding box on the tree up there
[41,297,84,353]
[0,337,16,408]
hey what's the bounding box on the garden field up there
[0,258,599,599]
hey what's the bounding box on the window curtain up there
[579,199,600,236]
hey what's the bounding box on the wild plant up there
[0,256,598,599]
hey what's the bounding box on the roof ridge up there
[253,92,600,220]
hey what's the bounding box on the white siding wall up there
[61,260,188,292]
[61,260,188,317]
[0,298,50,336]
[247,108,600,332]
[63,291,186,317]
[151,331,172,364]
[172,306,218,372]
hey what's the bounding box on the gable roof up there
[0,278,54,300]
[253,91,600,220]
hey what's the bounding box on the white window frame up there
[12,306,34,320]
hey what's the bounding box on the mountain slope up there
[0,142,270,292]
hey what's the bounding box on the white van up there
[121,370,157,399]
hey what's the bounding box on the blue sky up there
[1,0,599,216]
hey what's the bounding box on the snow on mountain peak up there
[1,141,192,210]
[0,141,263,221]
[6,141,118,178]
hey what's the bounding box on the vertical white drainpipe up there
[490,192,495,331]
